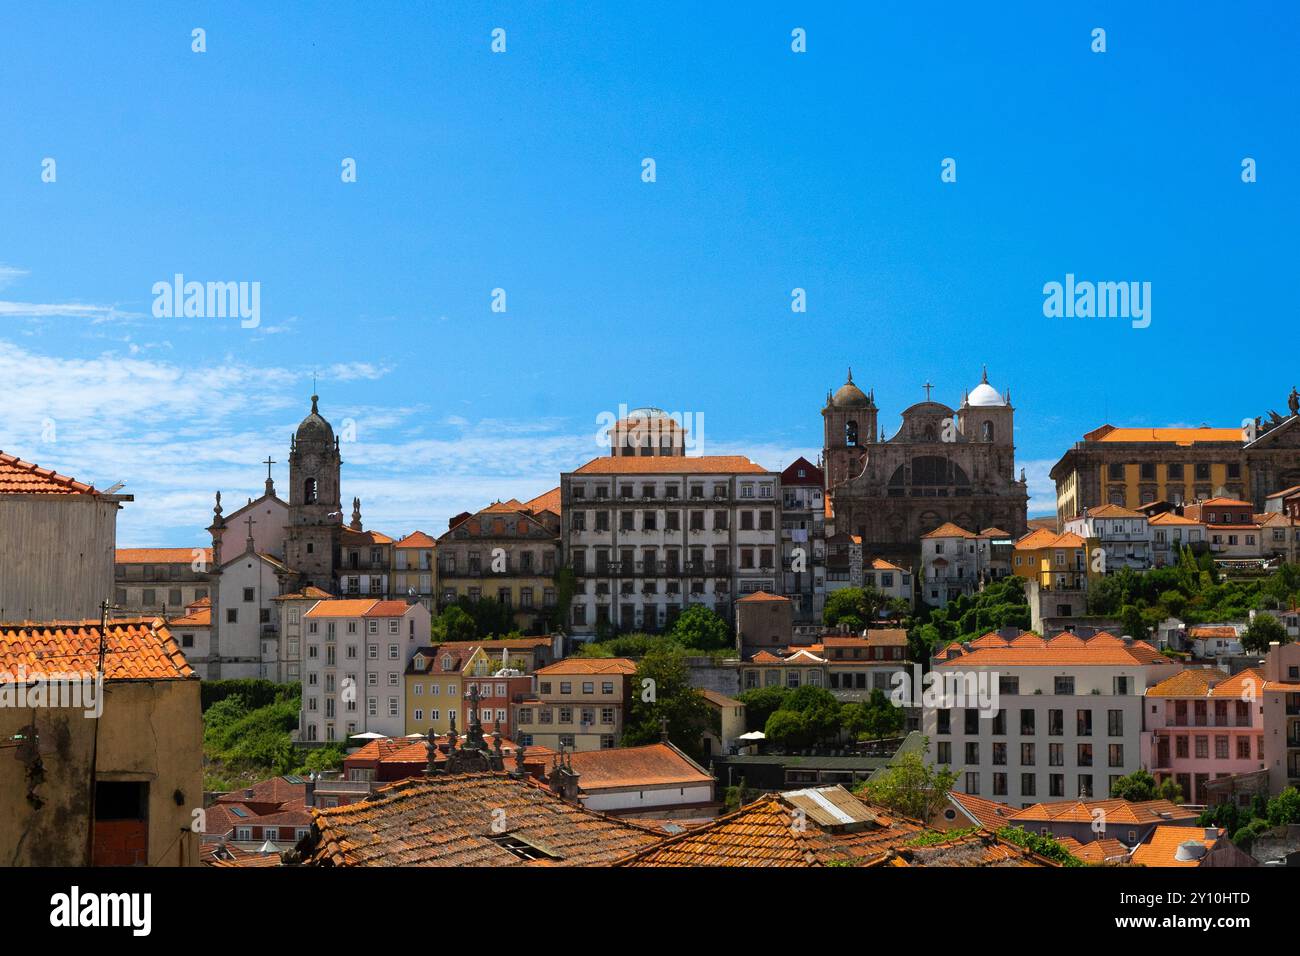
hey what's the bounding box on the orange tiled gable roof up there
[922,522,976,539]
[1198,496,1253,508]
[116,547,212,564]
[340,527,395,546]
[1014,528,1086,550]
[573,455,769,475]
[1146,667,1228,697]
[481,498,526,513]
[1130,825,1221,867]
[976,528,1011,539]
[304,599,379,618]
[821,628,908,648]
[1187,625,1238,639]
[869,558,909,571]
[1009,798,1196,827]
[1212,668,1267,699]
[1266,484,1300,499]
[935,631,1166,666]
[1148,512,1202,526]
[362,600,412,618]
[565,743,712,791]
[1087,425,1241,444]
[697,688,742,708]
[1057,836,1132,865]
[736,591,790,603]
[0,618,194,680]
[948,792,1017,830]
[1083,504,1145,519]
[0,451,100,495]
[615,788,935,867]
[271,586,333,601]
[535,657,636,676]
[304,772,663,867]
[523,487,562,515]
[346,736,416,763]
[394,531,436,548]
[170,607,211,628]
[214,775,307,811]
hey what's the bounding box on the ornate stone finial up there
[213,490,224,524]
[1020,467,1027,483]
[425,730,438,774]
[310,393,319,414]
[513,740,527,777]
[447,709,458,749]
[846,366,853,383]
[981,364,988,384]
[1290,386,1299,417]
[350,497,362,531]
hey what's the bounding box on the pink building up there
[1142,667,1266,805]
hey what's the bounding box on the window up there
[1054,676,1074,695]
[1076,710,1092,736]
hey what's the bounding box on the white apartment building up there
[298,598,432,743]
[1148,512,1206,567]
[920,523,981,608]
[780,456,826,624]
[924,629,1181,807]
[863,558,914,608]
[1063,504,1151,572]
[561,455,780,637]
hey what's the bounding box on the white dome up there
[967,382,1006,407]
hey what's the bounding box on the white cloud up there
[0,265,30,290]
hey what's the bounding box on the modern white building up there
[298,598,432,742]
[1063,504,1152,572]
[561,450,780,637]
[924,629,1181,807]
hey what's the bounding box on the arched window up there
[982,420,994,442]
[304,477,318,504]
[845,419,858,447]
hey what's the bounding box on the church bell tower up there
[285,394,342,590]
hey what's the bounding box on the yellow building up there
[392,531,436,611]
[404,645,465,735]
[1012,528,1089,590]
[435,490,561,633]
[1050,425,1249,523]
[513,658,637,751]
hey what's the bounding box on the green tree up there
[764,708,810,747]
[432,604,477,642]
[1242,613,1289,653]
[1267,787,1300,826]
[1119,604,1149,642]
[856,743,957,822]
[782,684,843,744]
[1109,768,1160,801]
[824,587,891,630]
[842,689,905,741]
[621,645,713,760]
[668,604,731,651]
[735,685,789,732]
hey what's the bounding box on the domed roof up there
[965,368,1008,408]
[830,369,873,407]
[296,395,334,443]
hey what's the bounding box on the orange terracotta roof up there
[271,586,334,601]
[394,531,436,548]
[116,547,212,564]
[1130,825,1222,867]
[736,591,790,603]
[1057,836,1132,864]
[822,628,908,647]
[304,599,379,618]
[948,792,1018,830]
[1090,426,1241,445]
[1082,504,1145,519]
[0,618,193,680]
[977,528,1012,539]
[697,688,742,708]
[1187,626,1238,639]
[1266,484,1300,499]
[170,607,211,627]
[1015,528,1086,550]
[1009,799,1196,827]
[523,487,562,515]
[935,631,1167,667]
[1197,497,1253,507]
[1145,668,1228,697]
[304,773,663,867]
[0,451,100,495]
[572,456,769,475]
[869,558,909,572]
[565,743,713,791]
[362,601,413,617]
[1148,513,1202,526]
[340,527,395,545]
[922,522,976,539]
[535,657,637,676]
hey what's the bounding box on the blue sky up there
[1,2,1297,546]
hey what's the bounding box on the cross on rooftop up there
[922,380,934,401]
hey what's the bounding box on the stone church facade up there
[821,369,1029,567]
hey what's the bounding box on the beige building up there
[114,547,212,617]
[513,657,637,751]
[437,490,561,633]
[393,531,436,610]
[0,451,131,623]
[698,688,746,757]
[0,618,202,866]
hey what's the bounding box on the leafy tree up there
[824,587,891,630]
[668,604,731,651]
[1109,768,1160,801]
[548,567,577,632]
[1243,613,1289,653]
[735,686,789,732]
[842,689,905,741]
[1155,776,1184,804]
[782,684,843,743]
[764,708,810,747]
[856,742,957,822]
[1119,604,1149,641]
[432,604,477,642]
[621,645,713,760]
[453,595,514,638]
[997,826,1083,867]
[1267,787,1300,827]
